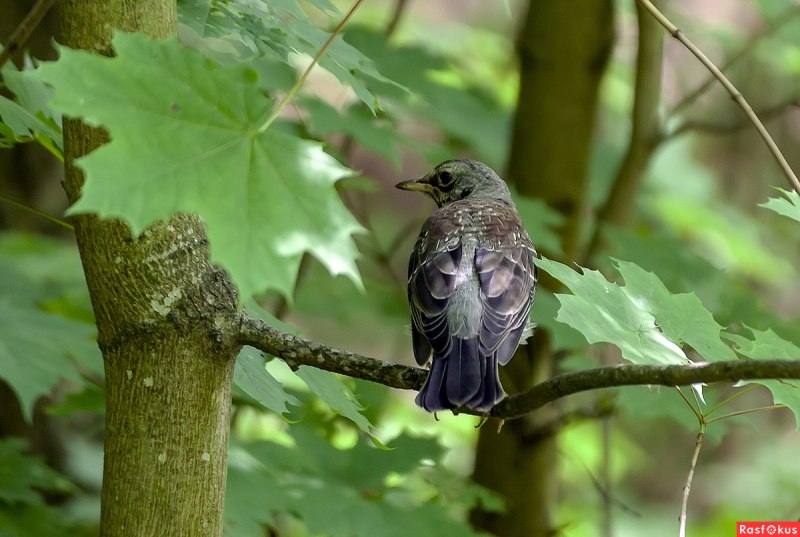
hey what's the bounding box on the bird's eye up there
[437,171,455,188]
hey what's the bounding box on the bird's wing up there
[407,218,462,366]
[475,214,537,366]
[408,204,537,368]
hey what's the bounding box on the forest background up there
[1,0,800,536]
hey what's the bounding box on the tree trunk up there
[471,2,614,536]
[59,2,240,536]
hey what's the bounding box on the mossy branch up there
[237,312,800,420]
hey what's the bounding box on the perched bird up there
[396,159,537,412]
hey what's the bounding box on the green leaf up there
[726,328,800,428]
[285,18,403,113]
[0,232,89,305]
[0,438,73,505]
[535,257,687,365]
[177,1,401,112]
[650,193,793,286]
[0,504,85,537]
[0,301,102,421]
[511,191,564,257]
[234,347,301,415]
[294,366,373,434]
[529,289,586,351]
[34,33,364,300]
[760,187,800,224]
[0,96,57,146]
[302,98,403,168]
[225,431,486,537]
[613,259,737,362]
[176,0,212,34]
[46,383,106,417]
[0,62,62,157]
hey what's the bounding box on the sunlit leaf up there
[295,366,373,434]
[234,347,301,415]
[178,0,400,112]
[613,259,737,362]
[34,33,364,300]
[535,257,687,365]
[760,187,800,224]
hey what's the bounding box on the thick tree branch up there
[237,313,426,390]
[491,360,800,419]
[237,312,800,420]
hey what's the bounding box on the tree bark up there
[471,2,614,536]
[59,2,240,536]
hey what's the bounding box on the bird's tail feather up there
[416,337,505,412]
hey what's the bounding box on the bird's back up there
[408,198,537,411]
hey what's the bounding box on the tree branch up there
[636,0,800,194]
[583,0,663,263]
[238,312,426,390]
[237,312,800,420]
[0,0,56,70]
[669,4,800,117]
[492,360,800,419]
[667,97,800,139]
[678,429,704,537]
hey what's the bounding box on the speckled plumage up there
[396,160,537,412]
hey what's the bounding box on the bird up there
[396,159,537,412]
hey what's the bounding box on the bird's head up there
[395,159,513,208]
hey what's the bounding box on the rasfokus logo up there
[737,522,800,536]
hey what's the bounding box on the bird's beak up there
[395,175,431,193]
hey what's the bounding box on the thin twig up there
[521,402,615,441]
[637,0,800,194]
[582,459,642,520]
[668,98,800,139]
[675,386,703,425]
[258,0,365,133]
[703,384,758,418]
[670,4,800,116]
[0,0,57,70]
[601,416,613,537]
[678,428,705,537]
[384,0,409,39]
[705,404,785,425]
[0,194,74,230]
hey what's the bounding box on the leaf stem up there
[705,404,785,426]
[0,194,74,230]
[636,0,800,194]
[704,384,758,418]
[257,0,366,133]
[675,386,703,426]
